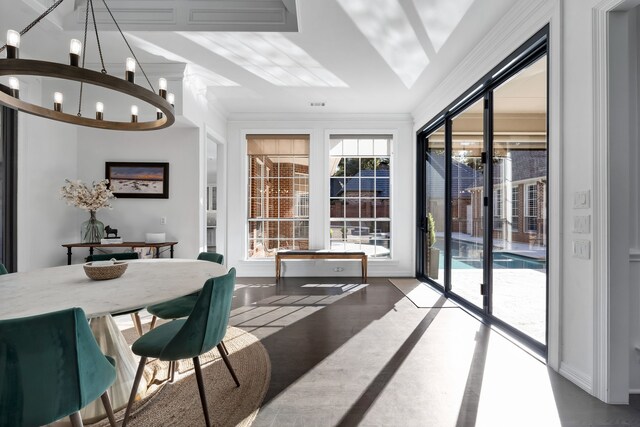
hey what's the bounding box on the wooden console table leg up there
[276,255,281,280]
[170,244,174,258]
[67,247,72,265]
[362,255,368,282]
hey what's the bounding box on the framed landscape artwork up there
[105,162,169,199]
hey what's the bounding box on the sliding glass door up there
[416,29,548,352]
[421,125,445,287]
[490,55,547,344]
[449,98,485,309]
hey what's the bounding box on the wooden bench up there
[275,250,367,281]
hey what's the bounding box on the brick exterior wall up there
[248,155,309,256]
[468,180,546,246]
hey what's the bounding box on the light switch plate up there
[573,215,590,233]
[574,190,590,209]
[573,240,591,260]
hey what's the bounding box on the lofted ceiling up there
[2,0,518,116]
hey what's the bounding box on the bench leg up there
[362,256,368,282]
[276,255,281,280]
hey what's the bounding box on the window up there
[525,183,538,232]
[247,135,309,258]
[511,186,519,231]
[329,135,391,258]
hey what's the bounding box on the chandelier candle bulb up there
[156,108,163,120]
[131,105,138,123]
[53,92,63,112]
[167,92,175,107]
[0,0,175,131]
[158,78,167,98]
[95,102,104,120]
[8,77,19,98]
[6,30,20,59]
[125,57,135,83]
[69,39,82,67]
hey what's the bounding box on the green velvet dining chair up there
[147,251,224,328]
[0,307,117,427]
[122,268,238,427]
[86,252,146,335]
[0,263,8,275]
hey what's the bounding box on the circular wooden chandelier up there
[0,0,175,131]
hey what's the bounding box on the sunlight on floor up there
[256,295,561,427]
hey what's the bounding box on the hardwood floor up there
[229,276,640,427]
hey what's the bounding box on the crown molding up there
[227,112,413,123]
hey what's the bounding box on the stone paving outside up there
[431,232,547,344]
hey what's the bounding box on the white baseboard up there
[560,362,593,394]
[234,258,412,278]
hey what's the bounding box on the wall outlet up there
[334,267,344,272]
[160,217,167,225]
[573,240,591,260]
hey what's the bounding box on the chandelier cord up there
[0,0,66,53]
[100,0,154,92]
[89,0,107,73]
[77,0,91,117]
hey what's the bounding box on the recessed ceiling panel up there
[178,32,349,87]
[64,0,299,32]
[336,0,429,88]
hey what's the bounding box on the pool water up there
[459,252,545,269]
[436,240,546,270]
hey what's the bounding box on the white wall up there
[17,79,79,272]
[226,114,414,278]
[628,5,640,394]
[72,126,201,264]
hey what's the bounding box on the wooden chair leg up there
[131,312,143,336]
[169,360,176,383]
[149,315,158,330]
[217,343,240,387]
[100,391,117,427]
[220,339,229,355]
[122,357,147,427]
[69,412,83,427]
[193,357,212,427]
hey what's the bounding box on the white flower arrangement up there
[60,179,115,212]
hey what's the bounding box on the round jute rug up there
[91,326,271,427]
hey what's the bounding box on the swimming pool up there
[436,239,546,270]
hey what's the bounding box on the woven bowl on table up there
[83,261,128,280]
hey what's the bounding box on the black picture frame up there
[105,162,169,199]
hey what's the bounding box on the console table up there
[62,241,178,265]
[275,250,367,281]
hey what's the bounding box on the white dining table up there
[0,258,227,423]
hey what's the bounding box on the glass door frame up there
[416,26,549,356]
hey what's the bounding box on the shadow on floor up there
[235,277,407,404]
